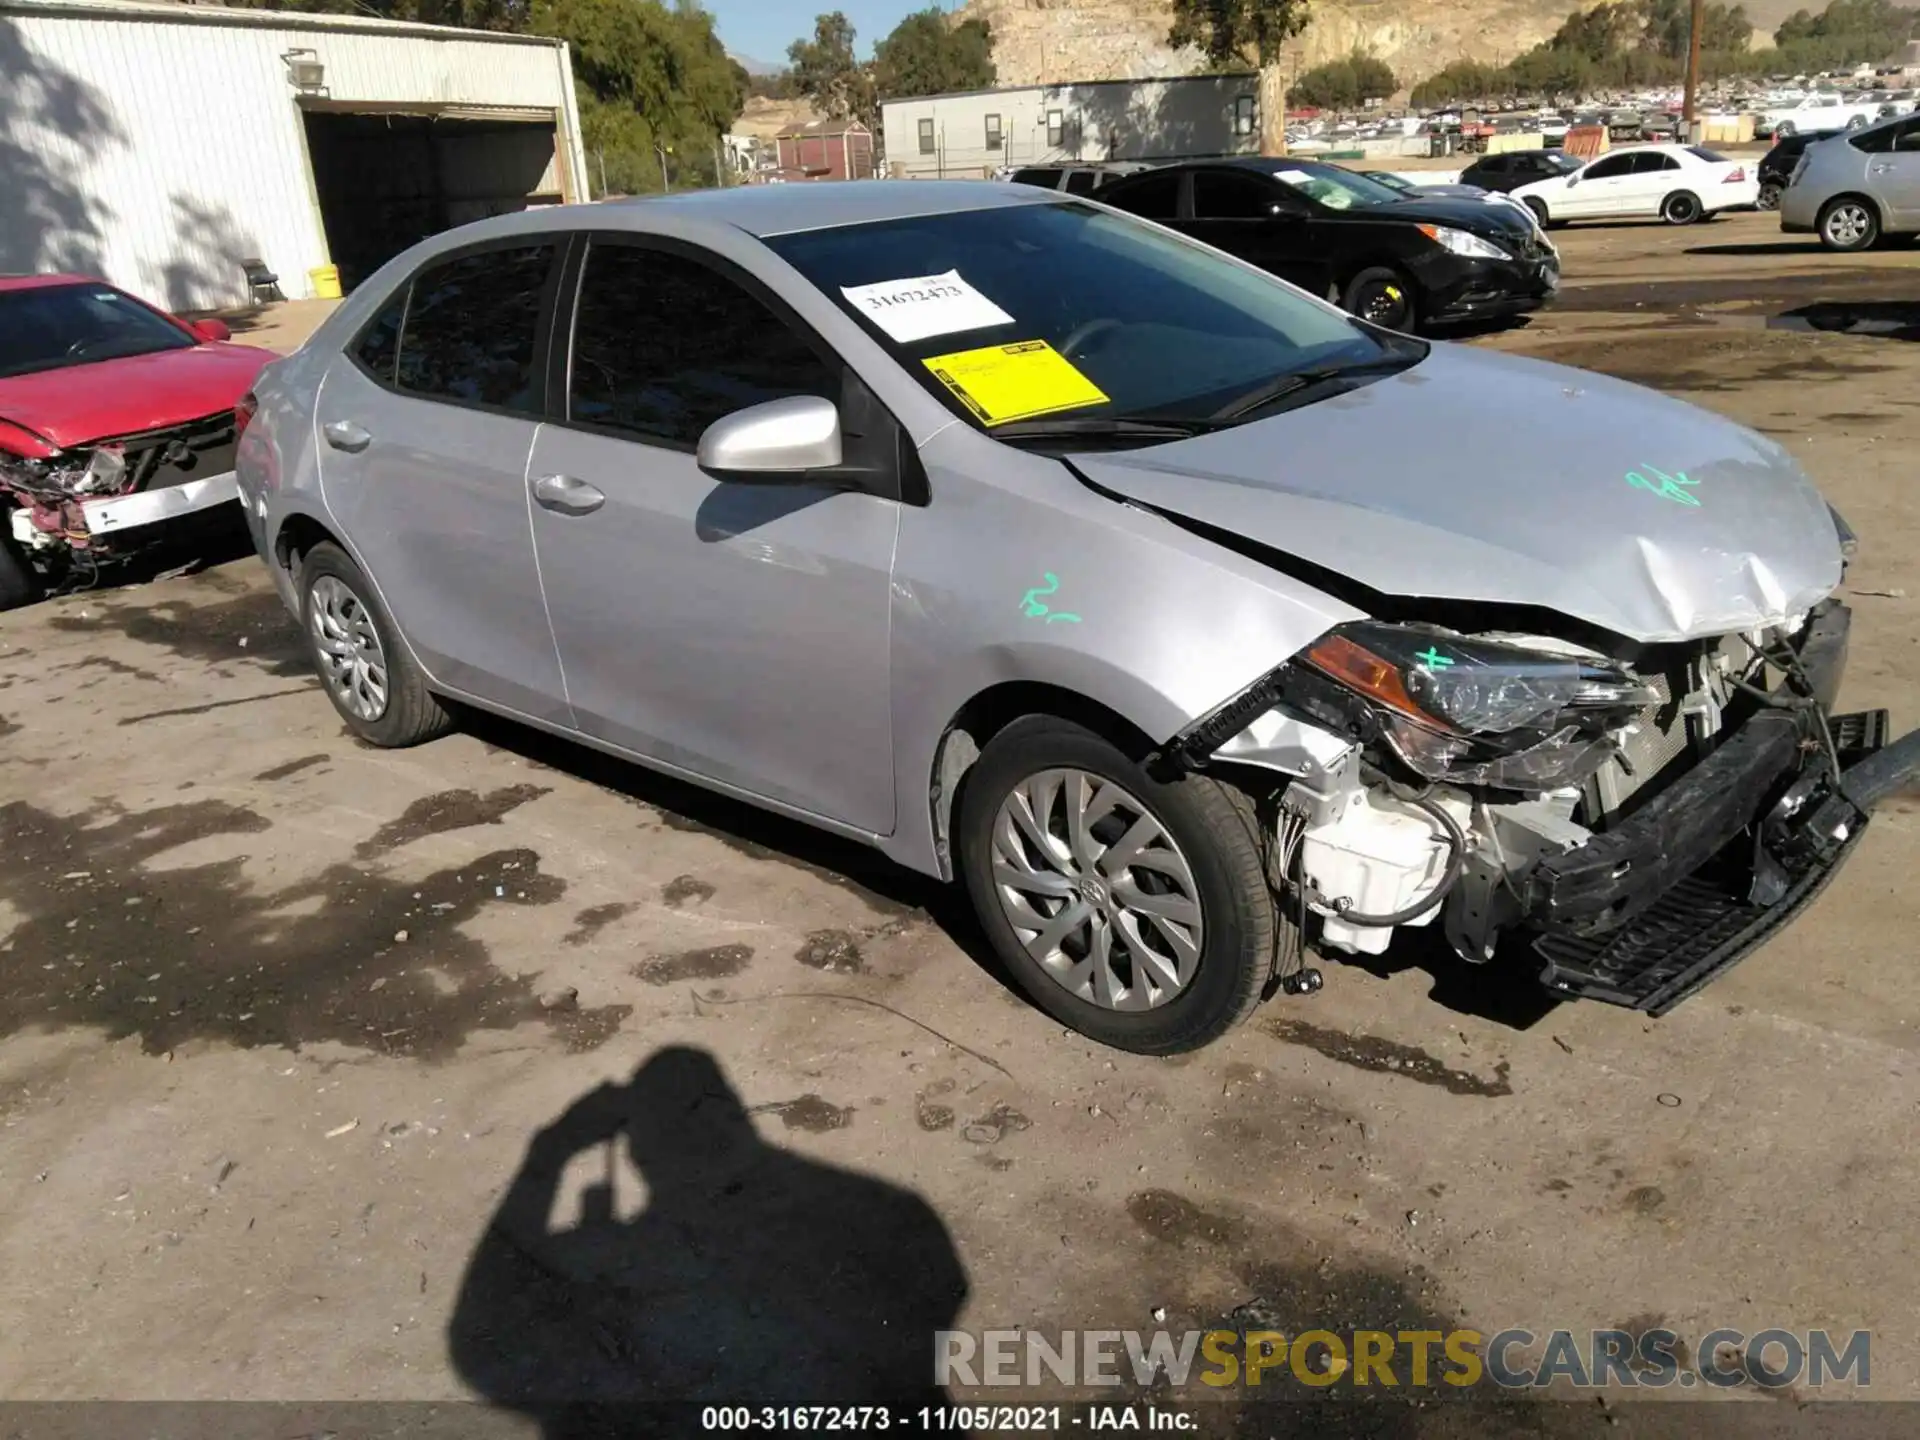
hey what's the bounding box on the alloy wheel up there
[1823,202,1873,249]
[1354,280,1410,329]
[990,768,1205,1012]
[309,574,389,721]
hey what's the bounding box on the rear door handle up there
[531,473,605,516]
[323,419,371,453]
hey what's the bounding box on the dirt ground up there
[2,211,1917,1433]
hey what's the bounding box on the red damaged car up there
[0,274,275,608]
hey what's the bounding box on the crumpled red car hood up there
[0,342,274,452]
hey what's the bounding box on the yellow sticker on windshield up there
[922,340,1109,427]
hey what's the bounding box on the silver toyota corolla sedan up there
[236,181,1918,1054]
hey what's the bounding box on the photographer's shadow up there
[449,1046,969,1430]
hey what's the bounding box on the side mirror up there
[696,395,842,482]
[191,317,231,343]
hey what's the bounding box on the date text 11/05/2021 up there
[701,1407,1194,1431]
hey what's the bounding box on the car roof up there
[595,179,1066,237]
[0,273,100,293]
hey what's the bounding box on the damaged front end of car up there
[1,410,242,592]
[1163,602,1920,1013]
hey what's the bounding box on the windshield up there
[1366,171,1416,193]
[1266,162,1406,210]
[766,200,1415,440]
[0,283,196,380]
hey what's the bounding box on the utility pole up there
[1682,0,1705,130]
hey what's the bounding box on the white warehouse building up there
[880,75,1262,179]
[0,0,589,309]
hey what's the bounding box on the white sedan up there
[1510,143,1760,227]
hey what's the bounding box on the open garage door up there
[302,105,567,292]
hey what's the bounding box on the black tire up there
[297,540,451,747]
[1341,265,1419,333]
[0,534,37,611]
[1522,196,1550,228]
[1661,190,1703,225]
[1776,120,1797,138]
[1756,180,1784,211]
[1817,196,1880,252]
[956,715,1276,1055]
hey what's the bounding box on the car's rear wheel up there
[298,541,450,747]
[1661,190,1703,225]
[1818,196,1879,252]
[0,535,37,612]
[1342,266,1418,333]
[1776,120,1797,138]
[1756,180,1784,211]
[956,716,1276,1055]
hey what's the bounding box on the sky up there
[709,0,939,67]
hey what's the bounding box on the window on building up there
[985,113,1003,150]
[393,244,554,413]
[1234,96,1256,137]
[567,243,839,449]
[1047,109,1065,147]
[917,117,935,154]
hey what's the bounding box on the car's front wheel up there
[956,716,1276,1054]
[298,541,451,747]
[0,535,37,612]
[1522,196,1550,228]
[1342,266,1418,333]
[1818,196,1880,251]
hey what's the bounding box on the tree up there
[1168,0,1313,155]
[1290,51,1396,109]
[788,11,876,128]
[873,8,995,101]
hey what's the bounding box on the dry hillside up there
[955,0,1812,91]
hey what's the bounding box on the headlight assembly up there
[1302,622,1660,791]
[1417,224,1514,261]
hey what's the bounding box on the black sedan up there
[1458,149,1584,193]
[1097,158,1558,334]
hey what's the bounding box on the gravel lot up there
[1,210,1915,1434]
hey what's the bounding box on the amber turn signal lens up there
[1304,632,1439,727]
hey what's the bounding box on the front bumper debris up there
[1525,606,1920,1011]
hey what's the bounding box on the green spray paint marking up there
[1020,572,1082,624]
[1416,646,1454,669]
[1625,465,1701,507]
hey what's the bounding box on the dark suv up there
[1758,129,1839,210]
[1458,149,1583,193]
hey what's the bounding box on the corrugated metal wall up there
[0,4,583,309]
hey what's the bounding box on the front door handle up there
[532,473,606,516]
[323,419,371,453]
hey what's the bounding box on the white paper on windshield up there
[840,270,1013,344]
[1274,170,1316,186]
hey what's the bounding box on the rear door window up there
[1192,171,1279,219]
[1632,152,1681,173]
[393,244,557,414]
[566,241,839,449]
[1101,170,1181,220]
[1010,168,1060,188]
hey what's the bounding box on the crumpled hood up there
[0,342,272,451]
[1072,345,1843,644]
